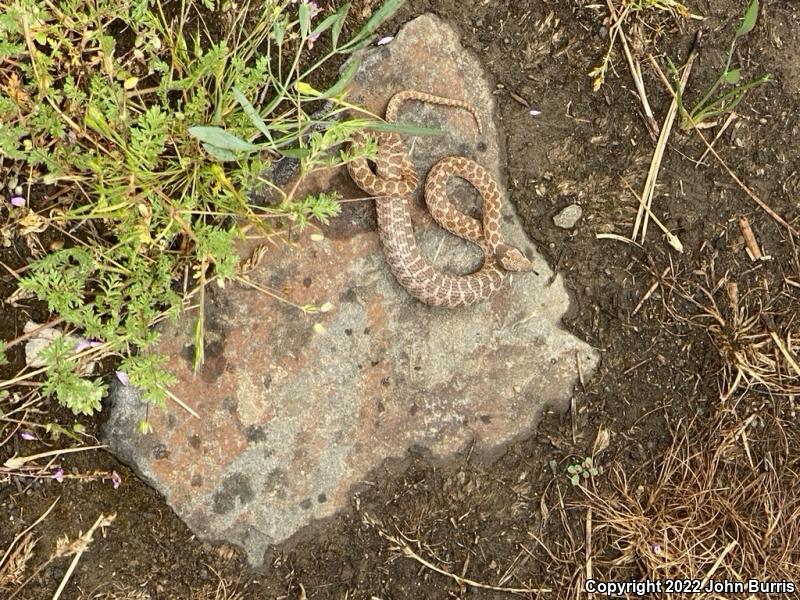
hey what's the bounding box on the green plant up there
[38,335,107,416]
[678,0,770,129]
[567,457,599,486]
[0,0,406,416]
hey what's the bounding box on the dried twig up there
[4,445,106,470]
[738,215,763,260]
[605,0,658,136]
[360,510,551,595]
[696,111,737,164]
[633,37,699,245]
[52,513,116,600]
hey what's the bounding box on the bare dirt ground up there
[2,0,799,598]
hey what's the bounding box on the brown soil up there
[2,0,799,598]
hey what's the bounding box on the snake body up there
[348,91,531,308]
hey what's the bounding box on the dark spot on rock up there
[302,276,313,287]
[212,473,254,515]
[480,415,492,424]
[262,374,273,389]
[409,403,418,416]
[265,301,314,357]
[300,498,312,510]
[264,468,288,496]
[191,474,203,487]
[339,287,358,304]
[381,377,390,386]
[344,328,353,336]
[269,157,299,188]
[205,288,231,334]
[371,359,381,367]
[268,268,290,288]
[167,413,177,430]
[180,344,194,365]
[363,327,371,335]
[245,425,267,443]
[503,214,514,223]
[188,434,202,450]
[222,397,238,414]
[152,444,170,460]
[205,339,224,358]
[200,339,228,383]
[476,141,487,152]
[377,400,385,413]
[317,493,327,503]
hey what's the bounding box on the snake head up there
[496,244,532,272]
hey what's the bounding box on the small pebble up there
[553,204,583,229]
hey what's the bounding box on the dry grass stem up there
[633,40,698,246]
[604,0,658,135]
[360,510,551,595]
[52,513,116,600]
[0,497,59,586]
[696,111,737,164]
[661,271,800,399]
[0,534,36,591]
[648,55,799,237]
[738,216,764,260]
[577,413,800,599]
[4,444,106,470]
[634,266,671,316]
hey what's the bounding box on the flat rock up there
[103,14,599,566]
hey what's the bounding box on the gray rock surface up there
[103,14,599,566]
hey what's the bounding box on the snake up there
[347,90,531,308]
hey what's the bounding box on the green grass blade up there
[331,3,350,48]
[299,1,310,38]
[365,121,443,136]
[736,0,759,37]
[351,0,405,44]
[311,10,341,42]
[232,87,274,143]
[201,143,240,162]
[188,126,262,151]
[323,57,360,98]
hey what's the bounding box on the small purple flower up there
[75,338,102,352]
[19,430,37,441]
[10,196,25,207]
[111,470,122,489]
[377,36,393,46]
[53,468,64,483]
[652,543,662,555]
[307,1,320,17]
[115,370,130,385]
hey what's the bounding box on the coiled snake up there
[348,91,531,308]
